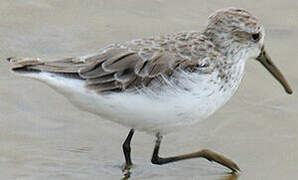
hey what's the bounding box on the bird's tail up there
[6,56,85,74]
[7,57,45,74]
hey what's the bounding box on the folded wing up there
[9,47,189,93]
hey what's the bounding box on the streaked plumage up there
[7,7,292,172]
[8,8,267,134]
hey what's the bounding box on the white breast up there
[20,55,246,135]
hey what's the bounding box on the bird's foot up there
[200,149,240,172]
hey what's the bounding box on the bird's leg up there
[151,133,240,172]
[122,128,135,170]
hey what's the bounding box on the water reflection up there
[222,172,239,180]
[121,168,131,180]
[1,0,297,179]
[121,167,239,180]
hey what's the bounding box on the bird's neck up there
[216,49,247,94]
[203,28,242,58]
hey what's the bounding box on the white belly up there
[21,70,242,135]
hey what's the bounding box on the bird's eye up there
[251,33,260,41]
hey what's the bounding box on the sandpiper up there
[7,7,292,172]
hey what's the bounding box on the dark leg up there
[151,133,240,172]
[122,129,135,169]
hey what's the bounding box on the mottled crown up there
[204,7,265,51]
[207,7,262,33]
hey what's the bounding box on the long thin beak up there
[256,46,293,94]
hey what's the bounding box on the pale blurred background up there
[0,0,297,179]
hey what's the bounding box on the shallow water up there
[0,0,298,179]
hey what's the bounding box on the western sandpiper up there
[7,7,292,172]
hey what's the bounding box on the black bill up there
[256,46,293,94]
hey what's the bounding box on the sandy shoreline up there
[0,1,297,179]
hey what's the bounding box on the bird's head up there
[205,7,292,94]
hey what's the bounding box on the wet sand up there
[0,0,298,179]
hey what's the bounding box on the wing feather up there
[9,31,211,94]
[78,48,180,92]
